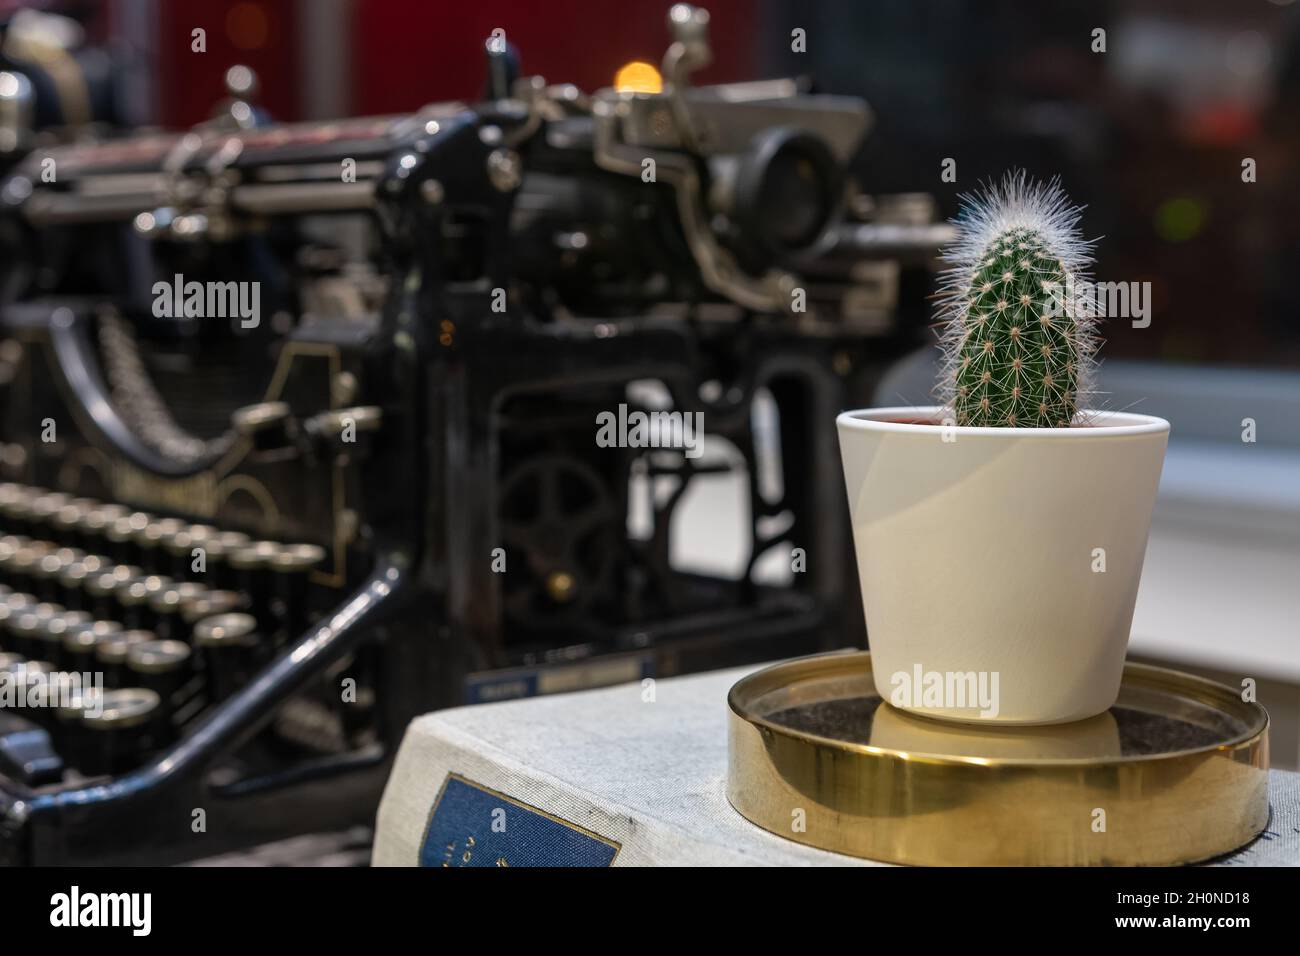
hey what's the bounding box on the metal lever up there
[662,3,711,152]
[484,34,521,101]
[231,401,297,453]
[304,406,383,457]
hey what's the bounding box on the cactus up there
[936,172,1098,427]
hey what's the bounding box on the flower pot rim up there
[837,405,1170,438]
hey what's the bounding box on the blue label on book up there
[419,774,620,867]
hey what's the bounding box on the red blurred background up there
[153,0,756,127]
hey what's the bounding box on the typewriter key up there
[85,570,120,620]
[29,493,72,532]
[231,542,277,627]
[28,610,70,665]
[306,406,383,458]
[0,654,25,698]
[185,525,220,580]
[53,501,89,547]
[7,656,53,696]
[106,512,151,566]
[194,612,259,702]
[229,540,277,567]
[54,685,105,772]
[203,531,252,589]
[11,492,42,537]
[63,619,123,675]
[270,543,326,638]
[42,610,93,669]
[8,604,63,659]
[0,591,36,650]
[81,688,160,776]
[111,564,144,585]
[0,586,37,607]
[32,549,73,602]
[0,488,38,537]
[26,668,78,730]
[148,582,208,641]
[0,534,18,572]
[86,564,142,620]
[133,517,185,575]
[126,639,192,727]
[0,484,22,530]
[96,630,154,687]
[80,503,129,552]
[180,589,248,626]
[126,574,173,631]
[162,527,199,580]
[117,574,168,630]
[9,541,52,594]
[56,554,107,610]
[7,611,41,659]
[5,659,56,726]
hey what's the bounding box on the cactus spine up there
[936,172,1097,427]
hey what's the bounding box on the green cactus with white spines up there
[936,173,1098,427]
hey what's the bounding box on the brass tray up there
[727,651,1269,865]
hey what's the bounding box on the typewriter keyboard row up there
[0,482,327,782]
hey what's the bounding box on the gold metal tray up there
[727,651,1269,865]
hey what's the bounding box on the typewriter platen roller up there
[0,5,947,864]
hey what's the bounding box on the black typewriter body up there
[0,6,943,864]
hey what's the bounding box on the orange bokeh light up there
[614,61,663,94]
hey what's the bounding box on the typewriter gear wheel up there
[497,454,617,626]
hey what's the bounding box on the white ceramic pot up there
[837,406,1169,725]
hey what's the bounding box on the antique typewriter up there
[0,5,947,864]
